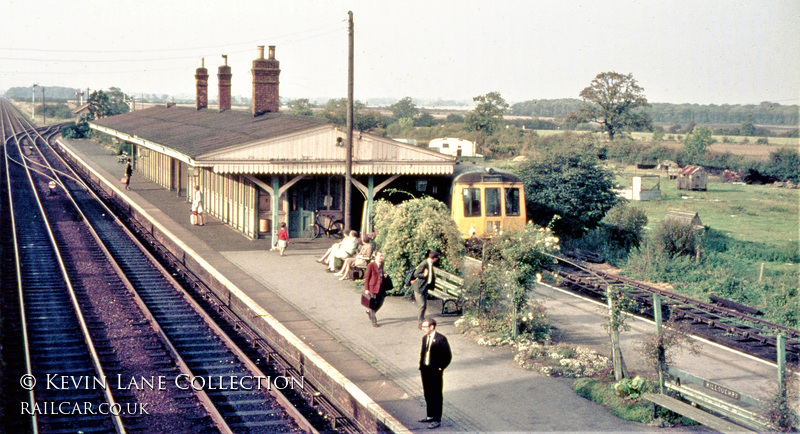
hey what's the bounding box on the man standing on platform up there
[410,251,439,327]
[418,318,451,430]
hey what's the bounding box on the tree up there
[568,72,652,140]
[87,88,129,120]
[320,98,385,131]
[390,97,418,120]
[464,91,508,135]
[517,148,620,237]
[287,98,314,116]
[683,125,715,164]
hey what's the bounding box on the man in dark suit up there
[410,251,439,327]
[418,318,451,429]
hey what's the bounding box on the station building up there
[90,46,455,245]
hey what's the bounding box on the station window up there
[505,187,521,216]
[485,188,501,217]
[462,188,481,217]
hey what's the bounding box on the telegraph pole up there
[32,84,38,120]
[41,87,46,124]
[344,10,354,232]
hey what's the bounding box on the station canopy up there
[90,105,454,175]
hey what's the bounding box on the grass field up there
[531,130,799,161]
[612,165,799,249]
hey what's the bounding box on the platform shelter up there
[90,45,454,246]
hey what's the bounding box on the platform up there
[56,137,780,432]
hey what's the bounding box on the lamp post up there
[41,87,46,124]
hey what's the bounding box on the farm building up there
[616,175,661,201]
[677,165,708,191]
[664,211,704,230]
[429,137,480,157]
[658,160,681,180]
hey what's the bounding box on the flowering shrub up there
[372,197,465,295]
[514,341,611,378]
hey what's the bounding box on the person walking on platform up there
[277,222,289,256]
[418,318,451,429]
[363,251,388,327]
[191,185,205,226]
[410,251,439,327]
[124,159,133,191]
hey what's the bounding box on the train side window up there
[462,188,481,217]
[485,188,501,217]
[505,187,521,216]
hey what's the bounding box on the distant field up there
[613,166,799,248]
[531,130,798,161]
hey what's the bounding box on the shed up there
[677,165,708,191]
[73,103,91,122]
[616,175,661,201]
[664,211,704,229]
[429,137,480,157]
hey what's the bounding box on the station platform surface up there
[58,137,781,432]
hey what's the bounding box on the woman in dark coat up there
[363,251,387,327]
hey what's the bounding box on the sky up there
[1,0,798,106]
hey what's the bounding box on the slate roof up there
[91,105,330,159]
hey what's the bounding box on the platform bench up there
[429,267,465,315]
[641,393,756,434]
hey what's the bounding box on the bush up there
[649,220,704,259]
[61,121,91,139]
[371,197,464,295]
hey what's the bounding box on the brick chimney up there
[218,55,232,111]
[251,45,280,116]
[195,57,209,110]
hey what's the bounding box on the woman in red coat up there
[363,251,387,327]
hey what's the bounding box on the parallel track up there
[2,100,124,432]
[544,255,799,365]
[1,99,318,433]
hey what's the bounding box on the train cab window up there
[505,187,521,216]
[462,188,481,217]
[485,188,501,217]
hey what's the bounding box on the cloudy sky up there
[1,0,798,105]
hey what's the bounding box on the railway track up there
[0,99,322,433]
[543,255,800,365]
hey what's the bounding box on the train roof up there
[451,164,522,183]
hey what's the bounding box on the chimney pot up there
[257,45,265,60]
[268,45,275,60]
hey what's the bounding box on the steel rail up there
[28,103,316,433]
[2,99,126,433]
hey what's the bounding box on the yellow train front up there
[449,165,526,238]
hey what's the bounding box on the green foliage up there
[762,369,799,432]
[389,97,419,120]
[764,147,800,182]
[464,91,508,135]
[683,126,715,164]
[87,88,129,119]
[517,149,620,237]
[635,319,698,375]
[573,378,654,422]
[61,120,91,139]
[614,375,646,399]
[320,98,387,131]
[567,72,652,140]
[649,220,704,260]
[464,224,560,340]
[371,197,464,294]
[287,98,314,116]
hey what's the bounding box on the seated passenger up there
[326,230,359,272]
[336,235,374,280]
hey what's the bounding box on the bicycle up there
[307,212,344,238]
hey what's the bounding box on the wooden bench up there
[642,393,756,434]
[428,267,465,315]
